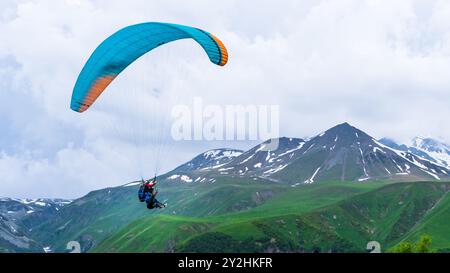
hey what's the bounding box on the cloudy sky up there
[1,0,450,198]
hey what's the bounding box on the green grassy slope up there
[31,177,288,252]
[94,182,450,253]
[307,182,450,248]
[93,181,385,252]
[400,189,450,251]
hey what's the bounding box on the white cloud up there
[1,0,450,197]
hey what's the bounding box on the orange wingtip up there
[80,74,117,111]
[210,34,228,66]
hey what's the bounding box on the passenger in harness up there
[138,178,166,209]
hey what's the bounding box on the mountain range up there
[0,198,71,252]
[1,122,449,253]
[164,122,450,185]
[380,136,450,169]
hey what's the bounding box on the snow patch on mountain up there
[180,175,193,183]
[276,142,305,158]
[174,148,244,172]
[411,137,450,168]
[263,164,288,175]
[304,167,321,184]
[123,181,142,187]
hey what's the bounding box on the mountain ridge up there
[163,122,450,186]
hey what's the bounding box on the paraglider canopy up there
[70,22,228,113]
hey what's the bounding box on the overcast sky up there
[1,0,450,198]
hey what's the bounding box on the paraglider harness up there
[138,176,164,209]
[138,178,150,202]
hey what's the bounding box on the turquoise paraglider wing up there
[70,22,228,113]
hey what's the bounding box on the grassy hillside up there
[400,188,450,251]
[94,182,450,253]
[29,177,289,252]
[307,182,450,249]
[93,181,386,252]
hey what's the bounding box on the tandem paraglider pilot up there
[138,178,166,209]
